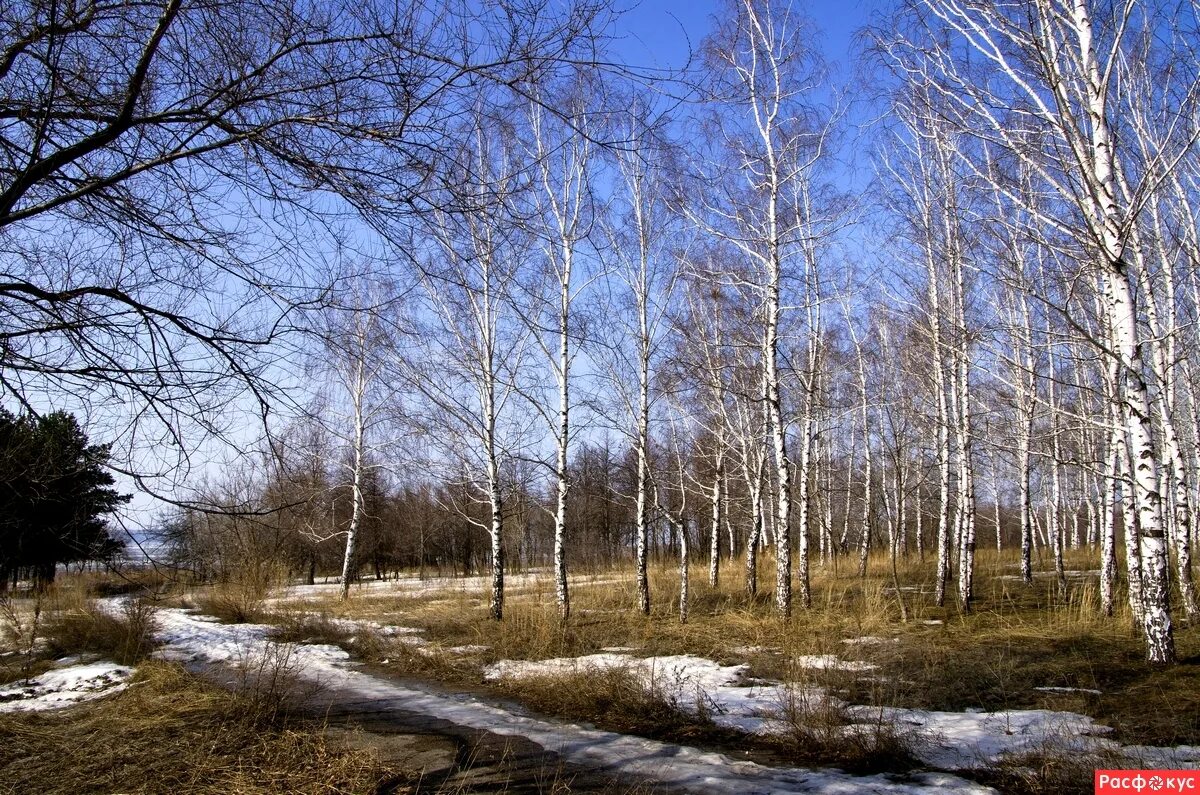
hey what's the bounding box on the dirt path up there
[312,691,668,793]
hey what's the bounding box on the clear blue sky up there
[609,0,878,75]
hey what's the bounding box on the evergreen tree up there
[0,410,129,587]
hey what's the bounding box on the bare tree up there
[689,0,835,615]
[522,82,597,621]
[0,0,614,509]
[602,100,680,615]
[878,0,1200,661]
[407,115,532,621]
[312,280,400,600]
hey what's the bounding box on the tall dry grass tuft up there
[768,680,922,774]
[494,663,731,745]
[44,597,158,666]
[197,559,288,623]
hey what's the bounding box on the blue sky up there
[610,0,878,74]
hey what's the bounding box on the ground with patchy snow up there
[145,604,993,794]
[11,581,1178,793]
[0,660,133,712]
[480,649,1200,771]
[107,595,1197,793]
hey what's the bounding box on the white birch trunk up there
[553,268,571,620]
[709,449,724,588]
[679,518,690,624]
[339,354,367,602]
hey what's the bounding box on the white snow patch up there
[842,637,900,647]
[325,618,425,637]
[443,645,489,655]
[871,705,1109,770]
[795,655,879,672]
[0,661,133,712]
[1124,745,1200,768]
[270,571,620,605]
[922,620,944,625]
[731,645,779,655]
[483,650,1199,773]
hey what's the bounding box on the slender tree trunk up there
[709,449,724,588]
[1101,421,1120,617]
[636,324,651,615]
[679,518,690,624]
[340,358,367,602]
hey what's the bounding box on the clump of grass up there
[768,683,922,774]
[77,568,175,598]
[267,611,355,647]
[43,598,158,666]
[496,664,732,745]
[0,592,49,685]
[195,561,284,623]
[0,661,397,795]
[980,744,1135,795]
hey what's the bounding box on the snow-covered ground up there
[268,571,621,604]
[0,659,133,712]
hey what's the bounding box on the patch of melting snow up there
[731,645,779,655]
[600,646,639,652]
[795,654,879,672]
[1124,745,1200,768]
[272,571,615,604]
[443,644,489,655]
[922,620,944,625]
[870,705,1110,770]
[842,637,900,646]
[482,648,1200,773]
[0,661,134,712]
[325,618,425,637]
[485,653,846,736]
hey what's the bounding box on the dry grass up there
[495,663,733,745]
[768,683,923,774]
[43,597,158,666]
[977,744,1137,795]
[195,563,285,623]
[0,580,159,684]
[0,661,397,795]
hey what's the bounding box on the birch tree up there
[316,284,397,600]
[604,101,679,615]
[410,117,531,621]
[525,84,596,621]
[692,0,835,615]
[879,0,1200,661]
